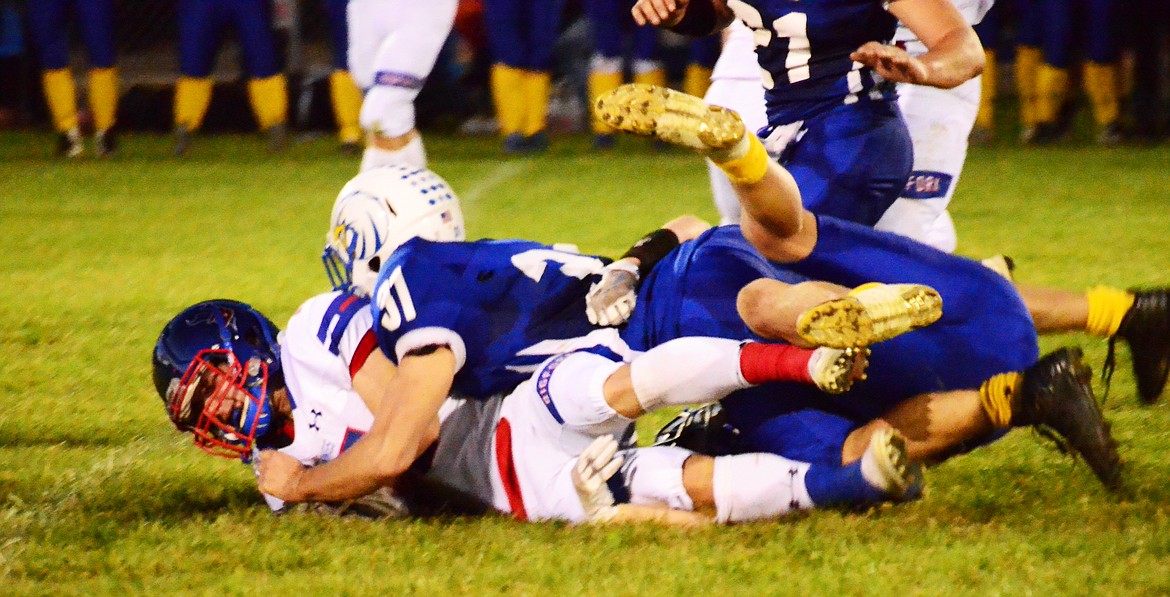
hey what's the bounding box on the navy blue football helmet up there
[152,299,283,460]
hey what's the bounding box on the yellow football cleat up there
[808,346,869,395]
[592,83,745,154]
[796,283,943,349]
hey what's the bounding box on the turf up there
[2,130,1170,595]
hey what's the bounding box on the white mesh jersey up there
[258,290,498,513]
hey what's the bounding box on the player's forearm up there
[915,27,985,89]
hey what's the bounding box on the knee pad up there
[537,351,630,437]
[360,85,418,137]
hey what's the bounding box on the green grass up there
[3,130,1170,595]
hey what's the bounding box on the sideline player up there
[152,291,919,525]
[26,0,118,157]
[632,0,984,227]
[346,0,457,170]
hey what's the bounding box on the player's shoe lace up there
[1104,288,1170,404]
[862,427,924,501]
[796,283,943,349]
[1014,347,1122,491]
[652,403,742,457]
[809,346,869,394]
[592,83,745,155]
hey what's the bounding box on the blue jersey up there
[733,0,898,124]
[370,238,609,398]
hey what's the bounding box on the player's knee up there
[737,279,784,339]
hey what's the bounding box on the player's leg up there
[682,36,718,99]
[324,0,362,152]
[1014,0,1044,142]
[355,0,456,169]
[971,8,1000,144]
[514,0,566,151]
[174,0,223,155]
[1033,0,1072,143]
[483,0,530,152]
[876,80,980,253]
[230,0,288,149]
[75,0,118,156]
[26,0,83,157]
[583,0,626,149]
[1082,0,1122,145]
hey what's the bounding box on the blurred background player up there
[347,0,457,170]
[484,0,565,153]
[26,0,119,157]
[587,0,721,150]
[1016,0,1121,145]
[873,0,995,252]
[173,0,289,155]
[321,0,362,154]
[968,0,1001,144]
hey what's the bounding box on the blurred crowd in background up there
[0,0,1168,158]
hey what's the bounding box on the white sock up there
[713,453,814,523]
[359,134,426,171]
[629,337,750,413]
[626,446,694,511]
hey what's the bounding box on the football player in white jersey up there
[153,292,919,525]
[346,0,458,172]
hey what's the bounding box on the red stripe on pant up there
[494,417,528,521]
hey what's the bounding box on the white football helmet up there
[323,165,466,296]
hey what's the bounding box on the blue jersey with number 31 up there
[731,0,898,124]
[369,238,608,399]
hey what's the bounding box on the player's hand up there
[586,259,640,327]
[632,0,689,27]
[256,450,306,502]
[572,435,625,522]
[850,42,930,85]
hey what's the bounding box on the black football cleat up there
[94,128,117,158]
[653,403,742,457]
[1014,347,1122,491]
[1107,289,1170,404]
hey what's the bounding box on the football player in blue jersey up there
[630,0,984,227]
[593,84,1131,488]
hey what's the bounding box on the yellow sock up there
[1083,61,1119,126]
[87,67,118,132]
[491,63,525,136]
[174,77,213,131]
[979,372,1022,429]
[1085,286,1135,337]
[713,134,769,185]
[682,64,713,98]
[1015,46,1042,128]
[42,68,78,132]
[976,50,997,130]
[1036,63,1069,124]
[247,74,288,130]
[521,70,551,136]
[588,70,623,134]
[633,67,667,89]
[329,70,363,144]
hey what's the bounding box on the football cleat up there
[979,254,1016,283]
[1013,347,1122,491]
[267,123,289,153]
[862,427,924,501]
[652,403,742,457]
[1106,289,1170,404]
[173,126,192,157]
[93,128,117,158]
[57,127,84,158]
[796,283,943,349]
[592,83,745,155]
[809,346,869,394]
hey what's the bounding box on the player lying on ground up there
[153,296,922,525]
[586,83,1124,489]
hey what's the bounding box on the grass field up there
[3,130,1170,595]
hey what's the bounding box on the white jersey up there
[259,290,498,513]
[710,20,764,82]
[893,0,993,56]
